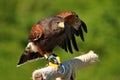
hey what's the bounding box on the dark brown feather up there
[17,11,87,66]
[57,11,87,53]
[17,52,43,66]
[81,20,87,33]
[71,35,79,51]
[59,40,68,52]
[66,36,73,53]
[78,27,84,41]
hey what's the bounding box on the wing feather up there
[71,35,79,51]
[29,24,43,41]
[66,37,73,53]
[78,27,84,41]
[81,20,87,33]
[57,11,87,53]
[59,40,68,52]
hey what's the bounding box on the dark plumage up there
[17,11,87,66]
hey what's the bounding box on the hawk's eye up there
[56,21,60,25]
[76,15,78,18]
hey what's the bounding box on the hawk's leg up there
[47,54,62,70]
[36,44,62,70]
[44,54,66,74]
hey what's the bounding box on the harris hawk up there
[17,11,87,69]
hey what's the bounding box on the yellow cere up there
[58,22,64,28]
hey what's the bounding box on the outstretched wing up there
[57,11,87,53]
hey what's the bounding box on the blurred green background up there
[0,0,120,80]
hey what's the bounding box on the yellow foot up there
[47,54,61,70]
[48,62,66,74]
[48,62,59,70]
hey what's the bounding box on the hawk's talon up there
[48,62,59,70]
[47,54,61,70]
[47,54,59,64]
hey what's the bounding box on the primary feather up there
[17,11,87,66]
[57,11,87,52]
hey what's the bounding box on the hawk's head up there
[48,16,65,33]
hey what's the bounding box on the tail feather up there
[17,52,43,67]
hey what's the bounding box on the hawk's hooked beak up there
[58,22,64,28]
